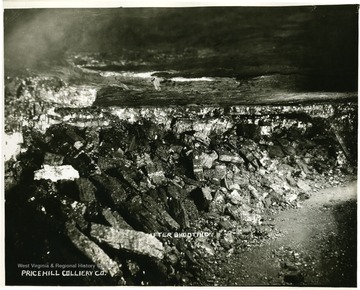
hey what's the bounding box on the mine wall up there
[4,76,357,286]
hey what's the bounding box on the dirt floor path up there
[217,181,357,286]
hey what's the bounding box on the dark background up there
[4,6,359,91]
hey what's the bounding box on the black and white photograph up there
[3,2,358,286]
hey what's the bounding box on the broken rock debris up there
[65,222,121,277]
[4,76,357,285]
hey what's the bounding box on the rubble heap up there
[5,75,357,286]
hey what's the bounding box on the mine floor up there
[205,181,357,286]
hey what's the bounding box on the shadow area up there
[319,199,357,287]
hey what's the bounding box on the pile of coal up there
[4,75,357,286]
